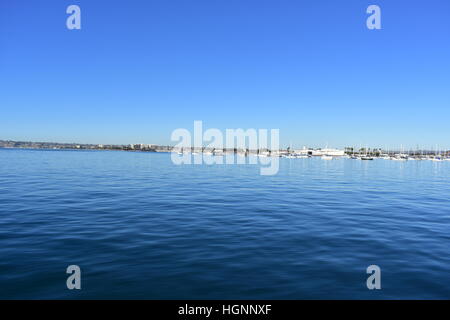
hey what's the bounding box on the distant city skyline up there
[1,138,449,153]
[1,0,449,149]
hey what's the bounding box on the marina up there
[172,146,450,162]
[2,140,450,162]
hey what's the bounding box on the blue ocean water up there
[0,148,449,299]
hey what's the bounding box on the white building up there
[294,147,345,157]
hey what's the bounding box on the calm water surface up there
[0,148,449,299]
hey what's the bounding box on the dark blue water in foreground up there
[0,148,449,299]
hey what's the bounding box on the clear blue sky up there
[1,0,449,149]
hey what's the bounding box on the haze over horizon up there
[1,0,449,149]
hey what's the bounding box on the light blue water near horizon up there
[0,148,449,299]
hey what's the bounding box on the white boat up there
[321,155,333,160]
[391,156,407,161]
[432,145,443,162]
[359,146,373,160]
[381,147,390,160]
[313,149,345,157]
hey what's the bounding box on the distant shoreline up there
[1,139,449,158]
